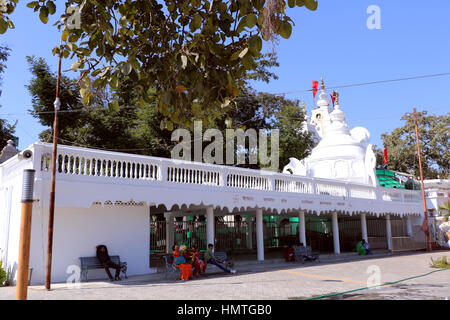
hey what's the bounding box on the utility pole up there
[45,44,62,290]
[16,170,35,300]
[413,107,432,251]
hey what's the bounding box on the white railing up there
[31,143,421,203]
[348,185,377,199]
[381,188,403,202]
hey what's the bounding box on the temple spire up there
[302,100,306,112]
[321,77,325,90]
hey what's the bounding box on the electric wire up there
[2,71,450,117]
[275,72,450,96]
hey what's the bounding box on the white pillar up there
[332,211,340,254]
[165,214,174,254]
[298,211,306,246]
[361,213,368,242]
[256,208,264,261]
[247,219,253,249]
[406,215,413,236]
[386,214,392,251]
[206,206,215,250]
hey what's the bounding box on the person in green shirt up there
[356,240,366,255]
[204,244,236,274]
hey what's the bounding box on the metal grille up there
[149,215,409,257]
[215,221,249,251]
[150,221,167,254]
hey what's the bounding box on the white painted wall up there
[27,204,150,285]
[0,175,25,281]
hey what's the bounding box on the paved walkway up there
[0,251,449,300]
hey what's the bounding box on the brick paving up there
[0,251,449,300]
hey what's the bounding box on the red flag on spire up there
[331,90,336,105]
[383,147,388,165]
[312,80,319,98]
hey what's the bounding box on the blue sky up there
[0,0,449,150]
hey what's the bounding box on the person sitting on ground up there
[356,239,366,256]
[96,244,122,281]
[204,243,236,274]
[298,242,316,261]
[172,244,193,281]
[188,244,206,277]
[284,245,295,262]
[362,239,373,255]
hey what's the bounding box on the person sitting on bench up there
[363,239,373,255]
[356,239,372,256]
[204,244,236,274]
[298,242,316,261]
[96,244,121,281]
[285,245,295,262]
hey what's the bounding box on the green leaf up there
[296,0,305,6]
[288,0,296,8]
[121,62,132,75]
[304,0,318,10]
[83,92,92,105]
[79,88,87,98]
[26,1,39,9]
[279,21,292,39]
[61,29,69,41]
[109,75,119,89]
[166,120,174,131]
[0,20,8,34]
[105,31,114,45]
[108,100,120,112]
[39,7,49,24]
[6,18,15,29]
[46,1,56,15]
[189,14,202,32]
[246,14,257,28]
[248,36,262,55]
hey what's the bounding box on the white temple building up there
[0,81,427,285]
[284,79,377,187]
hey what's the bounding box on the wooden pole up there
[16,169,35,300]
[413,108,432,251]
[45,46,62,291]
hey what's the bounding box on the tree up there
[272,100,313,169]
[26,56,148,151]
[1,0,318,128]
[0,45,17,147]
[439,202,449,222]
[27,53,314,170]
[377,112,450,179]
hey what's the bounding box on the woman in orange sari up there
[172,245,193,281]
[188,245,206,277]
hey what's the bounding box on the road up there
[0,252,448,300]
